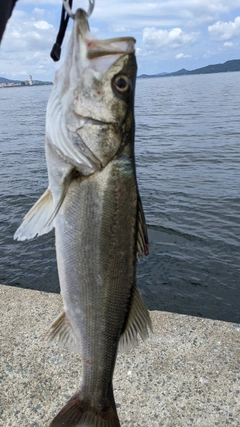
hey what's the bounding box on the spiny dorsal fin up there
[137,191,149,257]
[45,310,81,354]
[118,284,152,352]
[14,188,54,241]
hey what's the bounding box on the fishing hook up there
[63,0,95,19]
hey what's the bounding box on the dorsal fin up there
[137,190,149,257]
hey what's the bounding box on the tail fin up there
[50,390,120,427]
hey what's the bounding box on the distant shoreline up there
[0,83,52,89]
[1,59,240,84]
[137,69,240,79]
[138,58,240,79]
[0,77,52,88]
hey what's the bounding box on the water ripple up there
[1,74,240,322]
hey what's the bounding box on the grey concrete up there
[1,284,240,426]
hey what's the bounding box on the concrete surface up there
[0,284,240,426]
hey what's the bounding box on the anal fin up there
[119,284,152,352]
[14,188,54,241]
[45,310,81,354]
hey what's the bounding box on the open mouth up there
[86,37,136,59]
[74,8,135,59]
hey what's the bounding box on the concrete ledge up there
[1,284,240,426]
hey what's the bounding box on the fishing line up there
[50,0,73,61]
[50,0,95,61]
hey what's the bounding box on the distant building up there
[28,75,33,85]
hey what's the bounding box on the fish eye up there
[113,75,131,93]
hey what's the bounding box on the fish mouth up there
[86,37,136,59]
[75,8,135,62]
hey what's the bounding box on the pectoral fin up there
[45,169,79,227]
[14,188,54,241]
[14,169,79,241]
[119,284,152,352]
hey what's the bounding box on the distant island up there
[138,59,240,79]
[0,75,52,88]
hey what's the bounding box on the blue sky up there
[1,0,240,80]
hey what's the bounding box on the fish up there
[14,6,152,427]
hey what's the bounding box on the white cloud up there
[203,50,213,58]
[2,1,240,79]
[32,20,53,30]
[91,27,100,34]
[21,0,59,3]
[92,0,240,30]
[33,8,45,17]
[176,53,192,59]
[208,16,240,40]
[202,43,236,58]
[0,9,57,80]
[109,26,130,33]
[223,41,234,48]
[143,27,199,49]
[1,11,56,54]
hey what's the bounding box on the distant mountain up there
[138,72,169,78]
[138,59,240,79]
[0,77,22,84]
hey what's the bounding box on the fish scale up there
[52,157,137,421]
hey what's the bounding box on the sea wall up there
[1,284,239,426]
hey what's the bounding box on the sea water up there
[0,72,240,322]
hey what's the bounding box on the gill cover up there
[46,8,136,172]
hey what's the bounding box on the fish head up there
[46,9,137,173]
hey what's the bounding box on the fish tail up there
[49,389,120,427]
